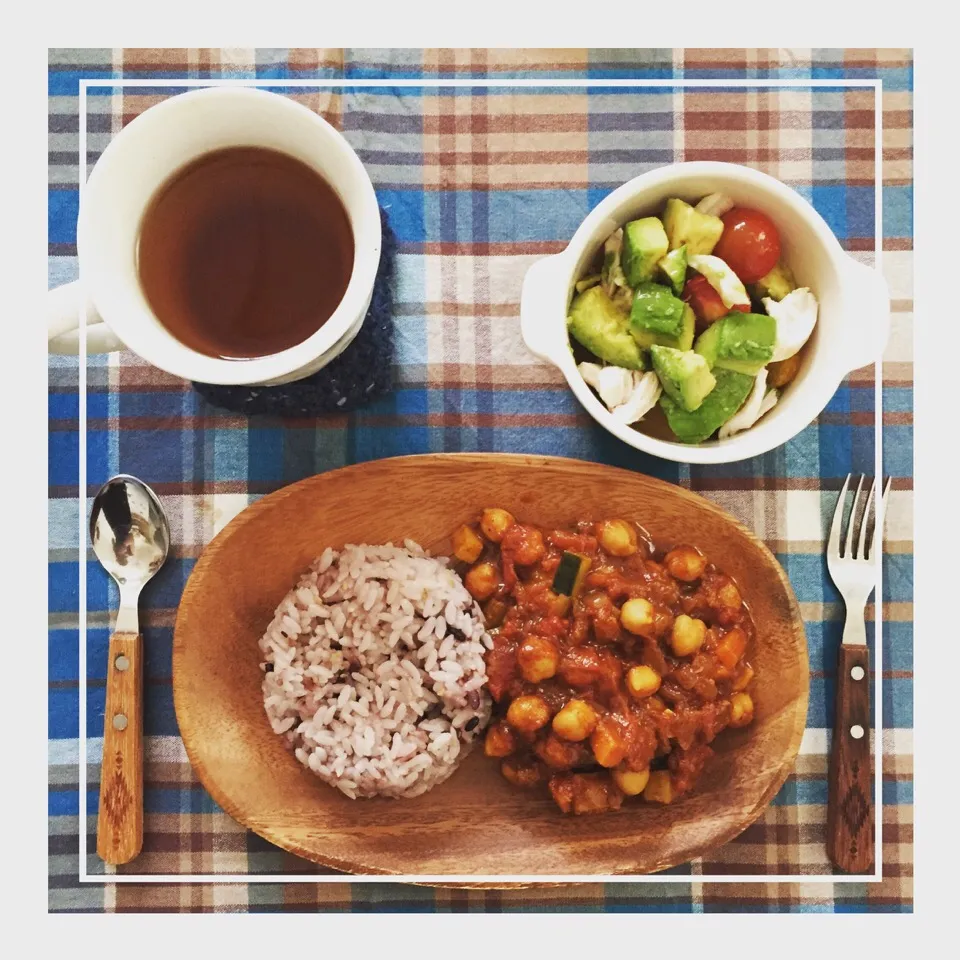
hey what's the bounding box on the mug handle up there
[841,257,891,374]
[519,253,573,368]
[48,281,126,354]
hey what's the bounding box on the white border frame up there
[74,75,885,885]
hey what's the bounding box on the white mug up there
[47,87,382,386]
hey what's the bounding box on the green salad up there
[568,193,819,444]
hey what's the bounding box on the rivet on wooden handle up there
[826,644,873,873]
[96,631,143,865]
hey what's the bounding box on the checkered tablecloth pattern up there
[47,47,914,912]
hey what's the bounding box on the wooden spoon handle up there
[826,643,873,873]
[96,631,143,865]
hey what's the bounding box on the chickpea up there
[671,614,707,657]
[451,524,484,564]
[511,526,545,566]
[464,562,498,601]
[620,597,656,637]
[484,722,516,758]
[729,692,755,727]
[480,508,515,543]
[613,765,651,796]
[717,580,742,611]
[626,664,661,699]
[590,716,627,768]
[643,770,675,804]
[664,545,707,582]
[517,635,560,683]
[506,695,551,734]
[501,758,541,788]
[597,519,638,557]
[552,699,599,742]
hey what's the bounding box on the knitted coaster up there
[193,208,396,417]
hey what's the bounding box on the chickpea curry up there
[452,508,756,815]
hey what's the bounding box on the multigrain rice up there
[259,541,492,799]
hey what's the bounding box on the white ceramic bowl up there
[520,162,890,464]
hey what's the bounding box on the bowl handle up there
[520,253,571,368]
[841,256,891,374]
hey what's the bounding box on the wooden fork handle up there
[827,643,873,873]
[96,631,143,865]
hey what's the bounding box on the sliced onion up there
[695,192,735,218]
[612,372,662,424]
[719,370,773,440]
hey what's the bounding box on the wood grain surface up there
[97,631,143,865]
[826,644,873,873]
[172,454,809,880]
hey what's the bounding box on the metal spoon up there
[90,474,170,864]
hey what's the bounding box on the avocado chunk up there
[661,198,725,255]
[751,261,796,302]
[621,217,670,286]
[629,283,695,351]
[567,285,645,370]
[660,368,756,444]
[657,245,688,295]
[676,304,697,352]
[650,345,717,413]
[694,312,776,375]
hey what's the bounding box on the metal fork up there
[825,474,891,873]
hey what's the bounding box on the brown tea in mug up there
[137,146,354,359]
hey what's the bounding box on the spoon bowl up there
[90,474,169,597]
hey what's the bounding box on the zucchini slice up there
[552,552,592,598]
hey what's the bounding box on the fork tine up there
[828,473,851,557]
[873,476,893,557]
[857,477,876,560]
[844,474,864,558]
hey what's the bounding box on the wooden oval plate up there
[173,454,808,880]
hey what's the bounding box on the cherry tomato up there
[682,275,749,331]
[712,207,781,283]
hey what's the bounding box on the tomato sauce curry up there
[452,509,756,815]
